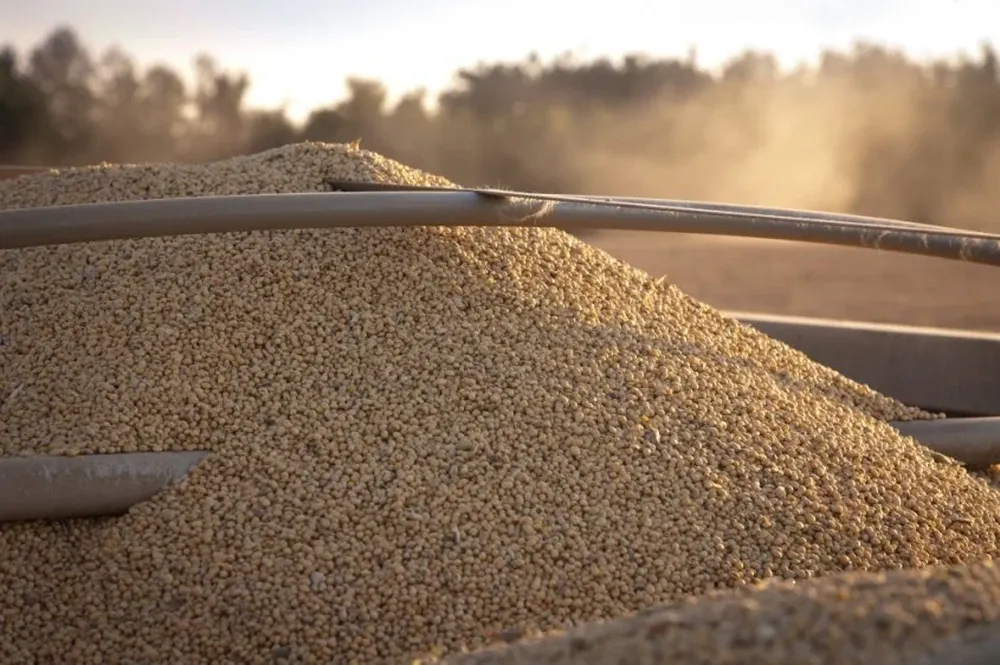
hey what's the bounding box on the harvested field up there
[1,143,999,665]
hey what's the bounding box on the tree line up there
[4,26,1000,229]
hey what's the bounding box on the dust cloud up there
[547,65,1000,232]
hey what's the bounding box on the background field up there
[588,232,1000,332]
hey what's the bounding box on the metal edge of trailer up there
[727,311,1000,417]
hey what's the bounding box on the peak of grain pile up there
[2,142,1000,664]
[419,559,1000,665]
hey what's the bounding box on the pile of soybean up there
[420,559,1000,665]
[1,142,999,664]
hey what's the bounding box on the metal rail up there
[2,190,1000,265]
[1,163,988,235]
[328,180,981,235]
[732,313,1000,418]
[0,452,208,522]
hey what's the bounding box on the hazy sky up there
[3,0,996,122]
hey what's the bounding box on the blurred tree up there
[189,54,250,161]
[337,77,389,152]
[0,46,49,162]
[138,64,189,159]
[26,26,97,164]
[93,47,142,162]
[384,89,436,169]
[390,89,429,128]
[950,44,1000,174]
[722,51,779,86]
[301,78,388,150]
[301,107,346,142]
[244,108,298,154]
[93,52,190,163]
[5,26,1000,231]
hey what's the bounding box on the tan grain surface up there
[424,559,1000,665]
[1,143,999,665]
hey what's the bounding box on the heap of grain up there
[420,559,1000,665]
[1,142,999,664]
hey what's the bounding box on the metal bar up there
[329,180,974,235]
[730,312,1000,417]
[613,196,978,235]
[2,191,1000,265]
[0,192,522,249]
[2,172,983,235]
[0,451,208,522]
[890,418,1000,469]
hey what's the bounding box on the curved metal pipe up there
[0,191,521,249]
[1,162,995,232]
[2,191,1000,265]
[616,196,985,235]
[1,168,983,235]
[0,452,208,522]
[328,181,975,235]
